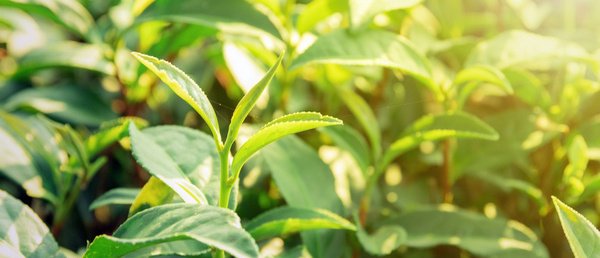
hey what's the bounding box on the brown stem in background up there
[442,139,453,203]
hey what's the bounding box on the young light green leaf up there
[465,30,594,70]
[349,0,422,29]
[381,111,499,170]
[337,86,381,162]
[382,205,548,257]
[89,188,141,210]
[231,112,342,177]
[319,125,370,174]
[84,204,259,258]
[261,135,346,258]
[553,196,600,258]
[503,69,552,110]
[132,52,221,144]
[224,52,283,152]
[296,0,348,34]
[85,117,148,158]
[289,29,437,98]
[128,124,208,205]
[563,135,588,198]
[136,0,281,39]
[4,85,117,126]
[357,224,407,255]
[0,0,96,40]
[128,176,174,218]
[15,42,115,76]
[0,190,64,258]
[245,206,356,241]
[452,65,513,109]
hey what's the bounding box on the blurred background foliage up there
[1,0,600,257]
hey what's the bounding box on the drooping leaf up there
[231,112,342,176]
[224,51,283,151]
[472,173,549,216]
[289,29,436,98]
[349,0,422,29]
[319,125,370,174]
[0,190,64,258]
[357,224,406,255]
[132,52,222,144]
[553,196,600,258]
[245,206,356,241]
[128,176,174,218]
[15,42,115,76]
[465,30,594,70]
[381,205,548,257]
[128,124,209,205]
[136,0,281,39]
[0,0,96,40]
[452,65,513,109]
[84,204,259,258]
[381,111,499,170]
[261,135,346,258]
[503,69,551,110]
[336,86,381,162]
[4,85,117,126]
[89,188,141,210]
[296,0,348,34]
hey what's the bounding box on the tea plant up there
[2,0,600,257]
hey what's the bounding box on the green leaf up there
[382,111,499,170]
[128,124,208,205]
[0,190,64,257]
[349,0,422,29]
[296,0,348,34]
[132,52,222,144]
[14,42,114,76]
[261,135,346,258]
[224,51,283,152]
[553,196,600,258]
[503,69,551,109]
[84,203,259,258]
[231,112,342,177]
[319,125,370,174]
[452,65,513,109]
[245,206,356,241]
[563,135,588,198]
[289,29,436,98]
[336,86,381,162]
[4,85,117,126]
[89,188,141,210]
[357,224,406,255]
[382,205,548,257]
[465,30,594,70]
[136,0,281,39]
[0,0,96,40]
[84,117,148,158]
[128,176,174,218]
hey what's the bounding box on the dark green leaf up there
[89,188,141,210]
[382,205,548,257]
[553,196,600,258]
[245,206,356,240]
[4,85,117,126]
[132,52,222,144]
[84,204,259,258]
[136,0,281,39]
[0,190,64,257]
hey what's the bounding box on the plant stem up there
[441,139,452,203]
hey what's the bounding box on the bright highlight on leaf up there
[553,196,600,258]
[245,206,356,240]
[132,52,222,144]
[231,112,342,177]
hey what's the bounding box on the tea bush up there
[1,0,600,257]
